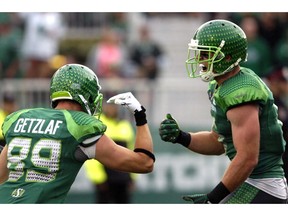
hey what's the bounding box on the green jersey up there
[209,67,286,178]
[0,108,106,203]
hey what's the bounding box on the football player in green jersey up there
[0,63,155,203]
[159,19,288,203]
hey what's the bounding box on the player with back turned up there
[0,63,155,203]
[159,19,288,203]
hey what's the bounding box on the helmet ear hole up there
[225,54,232,61]
[51,100,58,108]
[215,52,225,61]
[88,95,94,104]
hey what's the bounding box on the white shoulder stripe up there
[82,134,102,145]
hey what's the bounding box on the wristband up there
[134,148,155,162]
[207,182,230,203]
[175,130,191,148]
[134,106,147,126]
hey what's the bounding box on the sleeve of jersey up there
[80,121,107,147]
[2,109,29,138]
[65,112,107,147]
[217,78,269,113]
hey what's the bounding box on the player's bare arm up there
[95,92,155,173]
[159,114,224,155]
[188,130,225,155]
[221,103,260,192]
[0,145,9,184]
[95,133,154,174]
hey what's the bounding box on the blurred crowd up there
[1,12,288,81]
[0,12,165,81]
[0,12,66,79]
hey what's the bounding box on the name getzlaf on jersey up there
[0,107,106,203]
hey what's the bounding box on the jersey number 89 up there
[7,137,61,182]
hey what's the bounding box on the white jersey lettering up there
[32,119,44,134]
[13,118,63,135]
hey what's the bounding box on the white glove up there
[107,92,142,113]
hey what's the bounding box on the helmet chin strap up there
[200,64,215,82]
[200,71,213,82]
[215,57,242,77]
[200,57,242,82]
[93,93,103,119]
[79,94,91,115]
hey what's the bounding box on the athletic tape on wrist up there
[176,131,191,148]
[207,182,230,203]
[134,106,147,126]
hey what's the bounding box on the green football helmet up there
[186,19,248,82]
[50,64,103,117]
